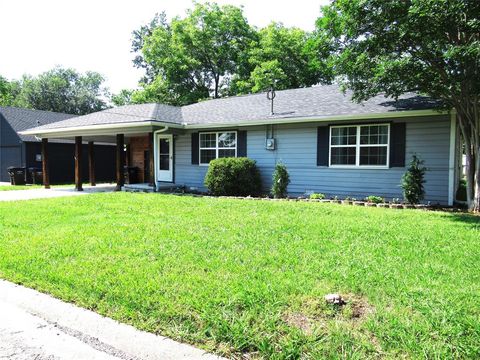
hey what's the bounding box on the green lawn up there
[0,184,43,191]
[0,183,111,191]
[0,193,479,359]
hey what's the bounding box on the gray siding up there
[173,115,451,204]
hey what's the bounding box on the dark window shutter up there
[191,132,199,165]
[390,123,406,167]
[237,130,247,157]
[317,126,329,166]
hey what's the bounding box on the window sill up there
[328,165,390,170]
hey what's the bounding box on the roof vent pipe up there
[267,85,276,116]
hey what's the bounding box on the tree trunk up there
[473,144,480,212]
[458,110,480,212]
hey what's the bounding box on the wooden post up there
[88,141,96,186]
[148,132,155,187]
[41,138,50,189]
[75,136,83,191]
[115,134,125,191]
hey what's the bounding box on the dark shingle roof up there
[23,85,440,133]
[0,107,77,141]
[181,85,439,124]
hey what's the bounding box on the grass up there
[0,183,111,191]
[0,193,479,359]
[0,184,43,191]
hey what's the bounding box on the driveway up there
[0,280,223,360]
[0,184,115,202]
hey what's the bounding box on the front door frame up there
[155,134,173,183]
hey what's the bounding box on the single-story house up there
[0,107,116,184]
[20,85,461,204]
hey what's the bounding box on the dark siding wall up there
[0,147,23,182]
[25,142,116,184]
[0,115,24,182]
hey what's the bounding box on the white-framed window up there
[329,124,390,167]
[199,131,237,165]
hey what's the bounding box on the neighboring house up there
[0,107,116,183]
[21,85,461,204]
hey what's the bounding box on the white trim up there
[20,109,447,138]
[199,131,237,166]
[156,134,174,182]
[448,112,456,206]
[328,123,390,168]
[20,121,183,136]
[153,127,170,188]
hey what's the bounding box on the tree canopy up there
[315,0,480,211]
[0,68,109,115]
[231,22,332,94]
[0,76,20,107]
[123,3,331,105]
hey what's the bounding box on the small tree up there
[271,162,290,198]
[401,155,427,204]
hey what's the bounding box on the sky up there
[0,0,329,94]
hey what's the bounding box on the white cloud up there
[0,0,328,93]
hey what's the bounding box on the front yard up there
[0,193,478,358]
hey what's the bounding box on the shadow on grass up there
[442,211,480,228]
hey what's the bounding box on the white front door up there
[157,135,173,182]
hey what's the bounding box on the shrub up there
[271,162,290,198]
[310,193,326,200]
[204,157,262,196]
[365,195,384,204]
[401,155,427,204]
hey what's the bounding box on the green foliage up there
[6,67,109,115]
[401,155,427,204]
[365,195,384,204]
[315,0,480,210]
[231,22,332,94]
[309,192,325,200]
[132,5,333,103]
[0,194,479,358]
[137,3,256,105]
[111,89,134,107]
[271,162,290,198]
[0,76,20,106]
[204,157,262,196]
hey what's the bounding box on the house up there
[0,107,116,184]
[20,85,461,204]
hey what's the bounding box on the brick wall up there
[129,136,149,183]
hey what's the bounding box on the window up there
[199,131,237,165]
[330,124,389,167]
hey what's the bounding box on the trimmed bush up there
[401,155,427,204]
[204,157,262,196]
[271,162,290,198]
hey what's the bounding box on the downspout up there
[152,127,169,190]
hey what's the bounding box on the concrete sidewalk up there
[0,184,115,202]
[0,280,224,360]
